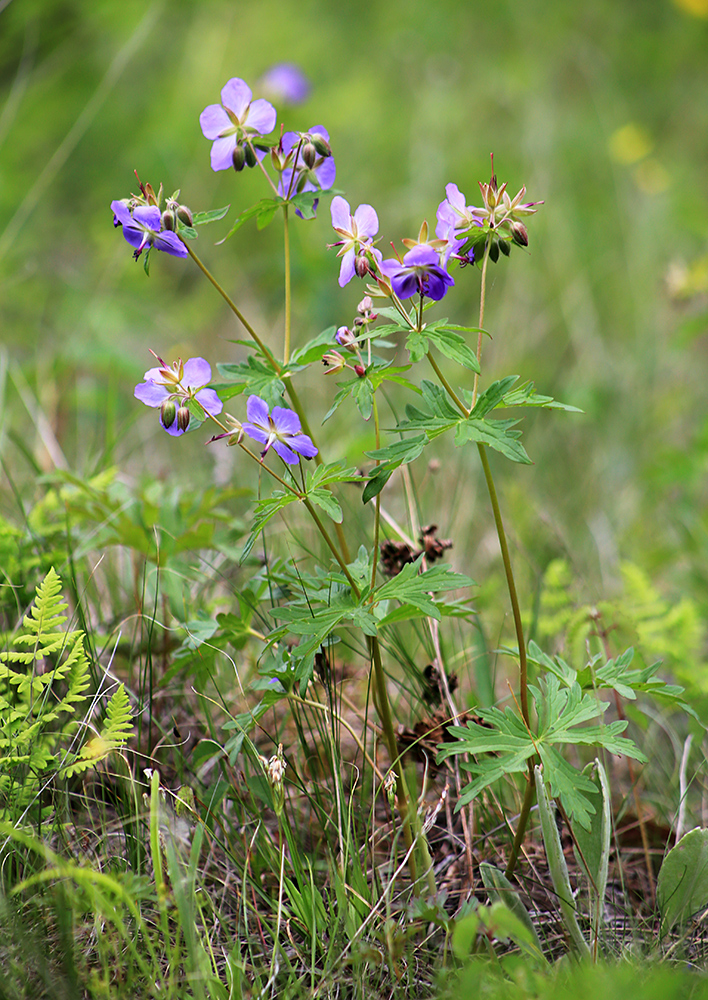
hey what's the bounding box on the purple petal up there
[220,78,252,118]
[142,365,166,381]
[270,406,302,436]
[162,417,185,437]
[111,200,132,227]
[331,195,352,230]
[271,441,300,465]
[286,434,318,459]
[120,224,148,251]
[135,381,169,407]
[392,273,419,299]
[210,135,238,172]
[246,395,270,428]
[402,245,439,267]
[315,157,336,189]
[242,423,268,447]
[194,387,223,416]
[199,104,232,140]
[338,248,356,286]
[280,131,298,156]
[353,204,379,239]
[182,357,213,386]
[153,231,188,258]
[132,205,161,230]
[245,97,277,135]
[309,125,329,141]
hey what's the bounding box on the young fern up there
[0,567,133,818]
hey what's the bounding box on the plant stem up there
[505,764,536,878]
[283,203,292,364]
[185,245,279,370]
[426,351,469,417]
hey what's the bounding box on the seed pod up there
[176,204,193,227]
[310,133,331,158]
[244,143,257,168]
[232,145,246,171]
[161,209,176,232]
[302,142,317,168]
[177,406,191,432]
[160,399,177,429]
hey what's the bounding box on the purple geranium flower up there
[435,183,484,239]
[242,395,318,465]
[277,126,335,214]
[329,196,381,286]
[258,64,310,105]
[111,201,187,260]
[379,245,454,301]
[134,356,222,436]
[199,78,277,172]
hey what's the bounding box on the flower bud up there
[232,145,246,171]
[177,406,191,432]
[176,204,193,227]
[384,771,397,811]
[244,143,257,168]
[510,221,528,247]
[335,326,356,349]
[322,350,345,373]
[499,238,511,257]
[161,208,176,231]
[310,133,331,158]
[354,364,366,378]
[302,142,317,168]
[160,399,177,429]
[355,255,370,279]
[357,296,373,315]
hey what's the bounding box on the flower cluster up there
[199,78,277,172]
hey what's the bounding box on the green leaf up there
[217,198,280,243]
[455,415,532,464]
[289,190,320,219]
[308,488,342,523]
[362,434,428,503]
[424,323,481,372]
[470,376,520,418]
[216,357,286,407]
[374,561,473,621]
[501,380,582,413]
[288,327,338,367]
[191,205,230,227]
[658,828,708,934]
[241,491,298,561]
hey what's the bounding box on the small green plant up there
[0,566,133,824]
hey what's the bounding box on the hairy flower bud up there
[510,220,528,247]
[244,142,257,168]
[302,141,317,168]
[232,145,246,171]
[161,209,176,231]
[355,255,370,279]
[354,364,366,377]
[177,405,191,432]
[357,296,374,315]
[160,399,177,429]
[310,133,332,158]
[176,204,193,227]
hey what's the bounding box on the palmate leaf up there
[323,363,417,422]
[216,357,286,407]
[439,672,646,826]
[454,415,531,464]
[373,559,473,621]
[406,321,481,372]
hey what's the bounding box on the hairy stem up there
[283,203,292,364]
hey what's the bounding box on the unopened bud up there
[310,133,331,158]
[353,317,365,328]
[357,296,373,315]
[265,744,286,816]
[161,208,176,231]
[354,364,366,378]
[488,240,500,263]
[177,406,190,432]
[232,145,246,171]
[499,238,510,257]
[160,399,177,429]
[244,143,257,168]
[302,142,317,168]
[510,221,528,247]
[355,255,370,279]
[176,204,193,227]
[384,770,397,811]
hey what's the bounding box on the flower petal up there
[246,395,270,428]
[132,205,161,230]
[135,381,169,407]
[153,231,188,257]
[194,387,223,416]
[330,195,352,231]
[110,200,132,227]
[182,357,213,386]
[245,97,277,135]
[338,247,356,286]
[210,135,238,172]
[352,204,379,239]
[286,434,318,459]
[271,441,300,465]
[271,406,302,436]
[220,78,252,118]
[315,157,336,189]
[199,103,232,140]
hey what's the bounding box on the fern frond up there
[63,684,133,779]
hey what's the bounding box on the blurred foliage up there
[2,0,708,639]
